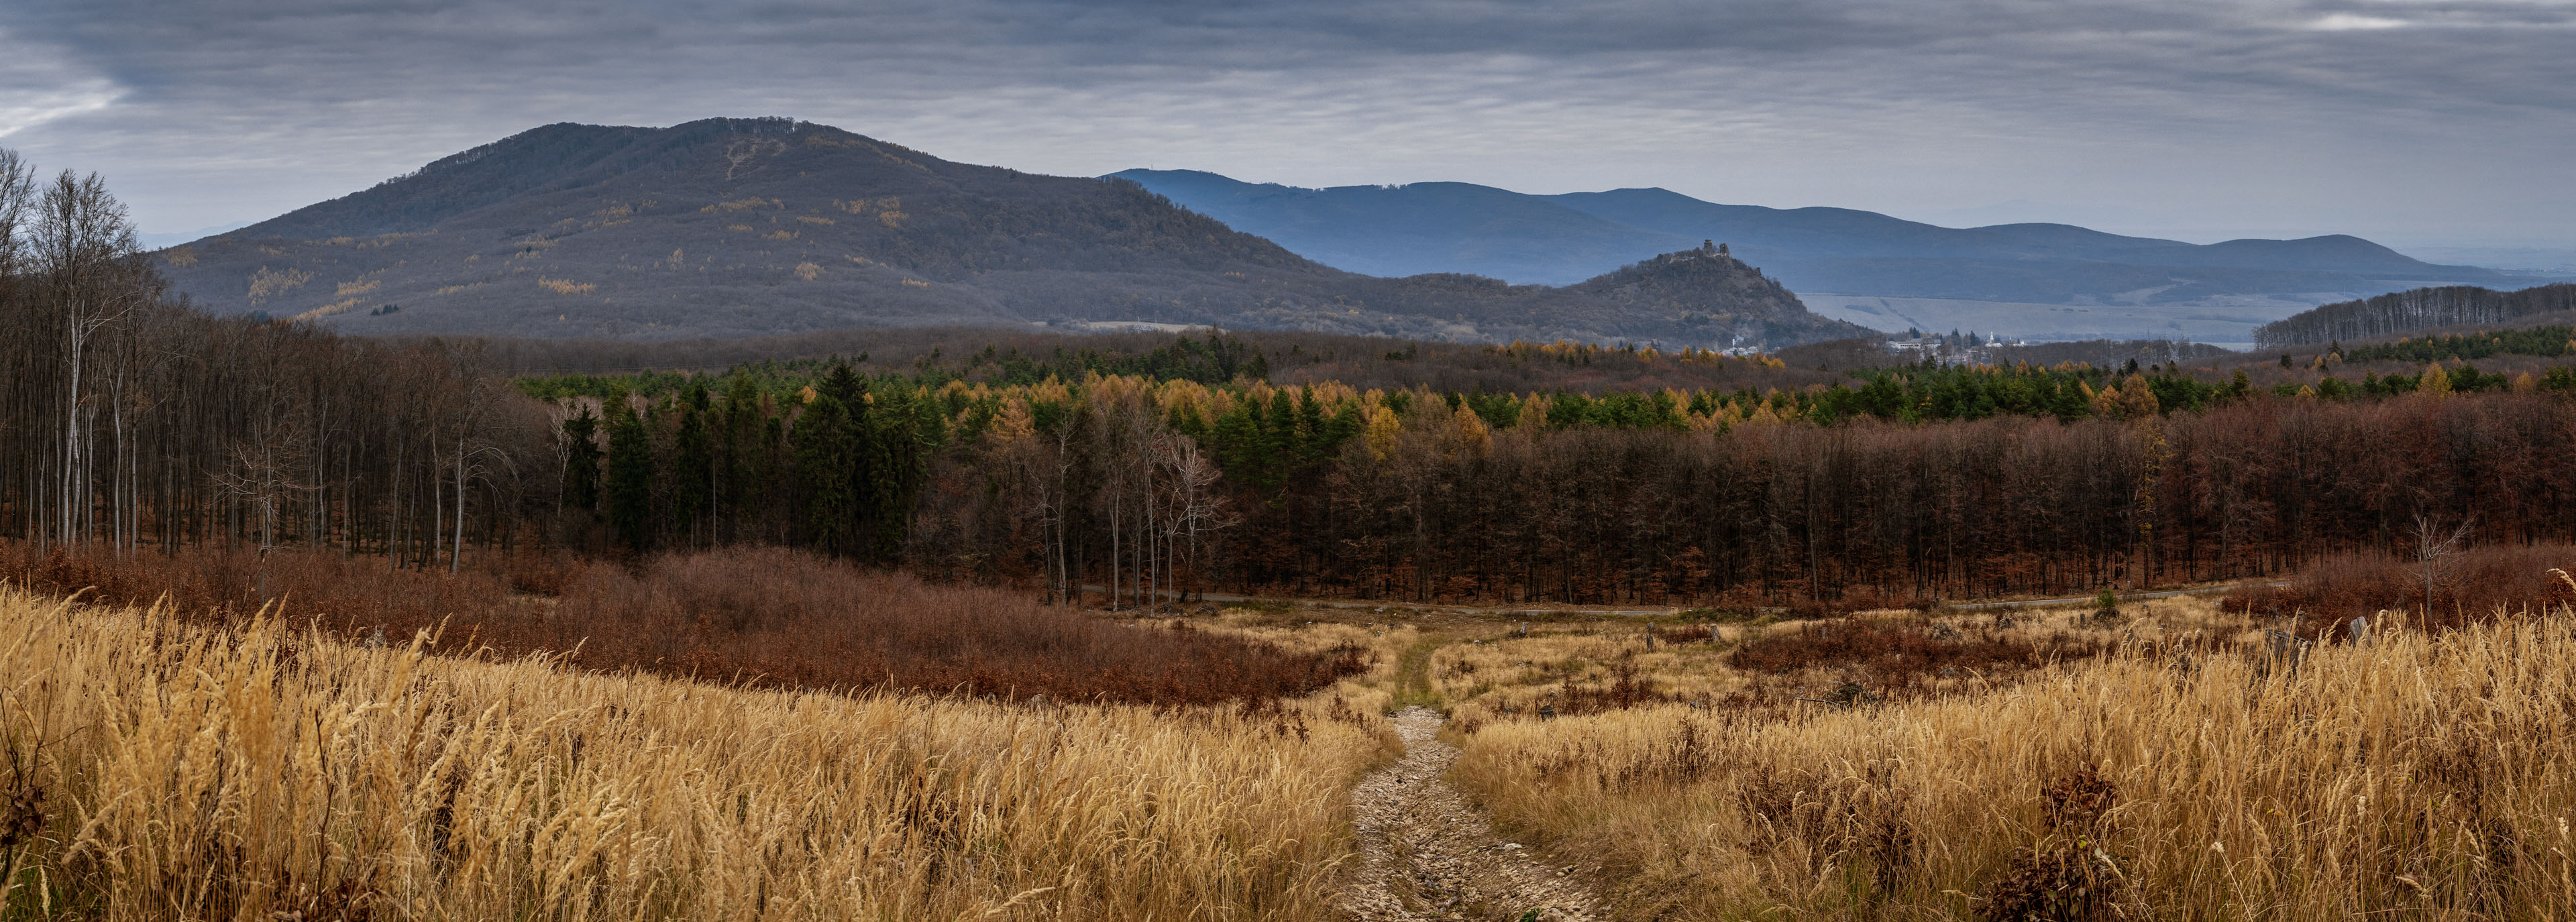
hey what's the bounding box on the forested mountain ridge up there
[2254,282,2576,348]
[1113,168,2527,302]
[153,118,1863,347]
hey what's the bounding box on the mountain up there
[155,118,1862,347]
[1110,170,2524,304]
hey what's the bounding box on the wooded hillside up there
[2255,282,2576,348]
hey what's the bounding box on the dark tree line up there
[568,367,2573,608]
[2256,282,2576,349]
[2337,325,2576,363]
[1182,391,2576,605]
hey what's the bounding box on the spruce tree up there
[604,402,656,553]
[670,397,712,546]
[717,375,765,538]
[863,384,932,562]
[560,404,603,513]
[793,392,859,556]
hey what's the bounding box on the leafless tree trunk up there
[2411,512,2473,620]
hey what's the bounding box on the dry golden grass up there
[0,588,1400,921]
[1431,624,1750,722]
[535,277,596,296]
[1447,595,2576,918]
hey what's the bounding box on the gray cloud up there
[2,0,2570,249]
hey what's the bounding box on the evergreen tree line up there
[555,363,938,561]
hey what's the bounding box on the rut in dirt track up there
[1340,706,1606,922]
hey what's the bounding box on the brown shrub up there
[0,541,512,633]
[1555,660,1672,716]
[1,542,1365,705]
[2224,543,2576,636]
[1978,842,2124,922]
[541,547,1369,705]
[1728,620,2108,695]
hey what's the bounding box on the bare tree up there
[211,408,317,602]
[31,170,150,547]
[1155,433,1233,600]
[2410,512,2474,620]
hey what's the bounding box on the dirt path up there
[1341,707,1605,922]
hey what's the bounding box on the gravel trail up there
[1340,707,1606,922]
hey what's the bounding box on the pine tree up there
[1295,388,1328,471]
[1209,402,1256,482]
[604,402,655,553]
[793,392,859,556]
[670,392,712,546]
[863,384,933,561]
[560,404,602,513]
[717,375,764,538]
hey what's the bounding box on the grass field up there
[1434,589,2576,919]
[0,586,1403,921]
[9,550,2576,920]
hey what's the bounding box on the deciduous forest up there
[6,154,2575,619]
[9,155,2573,616]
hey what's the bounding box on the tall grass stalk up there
[1453,606,2576,917]
[0,587,1388,920]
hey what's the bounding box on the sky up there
[3,0,2572,255]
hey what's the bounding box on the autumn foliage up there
[2224,542,2576,635]
[0,542,1366,705]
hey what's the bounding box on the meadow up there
[1424,577,2576,918]
[0,583,1403,921]
[8,542,2576,920]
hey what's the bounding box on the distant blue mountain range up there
[1110,169,2525,304]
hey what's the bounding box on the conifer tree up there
[560,404,602,513]
[716,375,764,539]
[604,400,655,552]
[864,384,934,561]
[794,391,859,556]
[670,386,712,546]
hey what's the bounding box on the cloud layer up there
[3,0,2570,247]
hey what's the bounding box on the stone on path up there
[1338,706,1606,922]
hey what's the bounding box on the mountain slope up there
[1104,170,1680,282]
[1112,170,2518,302]
[156,119,1862,346]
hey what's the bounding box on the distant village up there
[1884,328,2028,364]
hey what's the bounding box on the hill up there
[1111,170,2525,303]
[2253,282,2576,348]
[154,118,1863,347]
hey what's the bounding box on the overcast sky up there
[3,0,2571,251]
